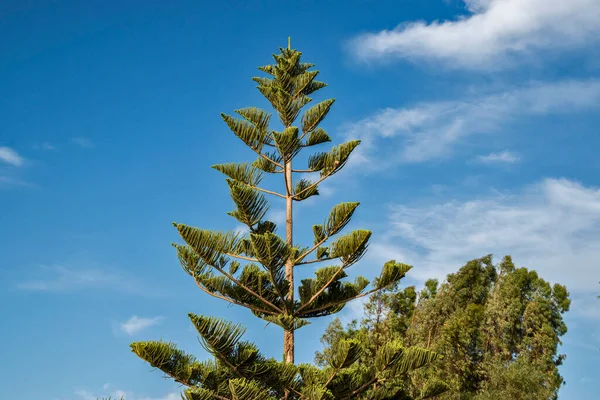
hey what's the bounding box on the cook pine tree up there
[129,40,446,400]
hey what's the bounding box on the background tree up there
[127,41,446,400]
[317,255,571,400]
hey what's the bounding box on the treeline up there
[315,255,571,400]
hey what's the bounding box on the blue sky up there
[1,0,600,398]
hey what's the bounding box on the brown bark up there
[284,157,294,364]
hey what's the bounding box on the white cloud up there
[74,390,96,400]
[267,208,287,226]
[0,175,34,188]
[72,137,94,148]
[120,316,165,336]
[340,295,369,325]
[369,178,600,295]
[344,79,600,167]
[76,384,179,400]
[476,150,520,164]
[233,224,250,235]
[349,0,600,69]
[0,146,24,166]
[17,265,148,295]
[33,142,55,150]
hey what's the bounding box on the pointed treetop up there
[288,36,291,50]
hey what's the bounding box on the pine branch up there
[292,171,332,200]
[295,203,360,263]
[294,237,329,263]
[174,227,283,313]
[300,99,335,136]
[223,252,259,263]
[212,163,285,199]
[249,232,293,310]
[296,257,335,266]
[297,285,385,318]
[191,274,278,316]
[197,256,284,314]
[246,184,286,199]
[295,264,349,315]
[190,315,248,379]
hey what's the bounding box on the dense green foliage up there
[123,43,446,400]
[316,255,571,400]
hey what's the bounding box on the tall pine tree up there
[128,41,445,400]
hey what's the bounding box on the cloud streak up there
[71,136,94,148]
[344,79,600,167]
[476,150,520,164]
[17,265,150,296]
[120,316,165,335]
[349,0,600,69]
[76,384,179,400]
[0,146,24,167]
[369,178,600,295]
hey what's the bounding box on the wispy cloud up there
[267,208,287,226]
[348,0,600,69]
[119,316,165,336]
[17,265,148,295]
[476,150,520,164]
[368,178,600,294]
[233,224,250,235]
[71,136,94,148]
[0,146,24,166]
[0,175,35,188]
[344,79,600,167]
[33,142,55,150]
[76,384,179,400]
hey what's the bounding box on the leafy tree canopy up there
[316,255,570,400]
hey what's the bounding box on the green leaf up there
[254,220,277,234]
[313,224,325,244]
[226,179,270,227]
[189,314,246,358]
[250,232,290,272]
[130,341,196,381]
[293,70,320,98]
[221,113,266,152]
[328,338,363,369]
[297,266,369,318]
[316,246,329,259]
[301,99,335,134]
[229,261,241,275]
[212,162,264,186]
[308,140,361,177]
[305,127,331,147]
[229,378,276,400]
[173,224,240,267]
[252,151,282,173]
[329,229,372,266]
[294,178,319,201]
[173,243,203,276]
[235,107,271,134]
[183,387,216,400]
[262,314,311,331]
[394,347,441,375]
[376,260,413,289]
[324,202,360,237]
[418,378,449,399]
[374,341,404,372]
[302,80,327,96]
[273,126,301,158]
[315,265,348,287]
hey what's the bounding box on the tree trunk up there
[284,158,294,364]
